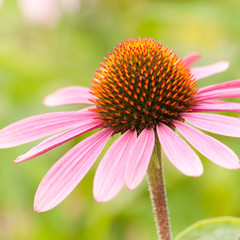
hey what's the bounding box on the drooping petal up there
[190,101,240,112]
[125,128,155,190]
[0,110,98,148]
[34,128,113,213]
[15,119,103,163]
[44,86,92,106]
[174,121,240,169]
[93,130,137,202]
[157,124,203,177]
[18,0,60,27]
[197,88,240,101]
[191,61,229,80]
[181,112,240,137]
[198,79,240,94]
[197,99,224,104]
[181,53,201,67]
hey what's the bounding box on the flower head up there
[90,39,197,133]
[0,38,240,212]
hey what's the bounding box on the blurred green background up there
[0,0,240,239]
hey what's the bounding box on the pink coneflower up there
[0,38,240,213]
[1,0,81,27]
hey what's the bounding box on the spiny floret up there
[90,38,198,133]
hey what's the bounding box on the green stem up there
[147,137,172,240]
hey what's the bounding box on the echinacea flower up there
[1,0,81,27]
[0,38,240,213]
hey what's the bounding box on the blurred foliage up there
[0,0,240,239]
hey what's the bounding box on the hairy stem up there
[147,137,172,240]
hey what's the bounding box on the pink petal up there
[197,88,240,101]
[125,128,155,190]
[93,130,137,202]
[190,101,240,112]
[0,110,98,148]
[181,53,201,67]
[181,112,240,137]
[44,86,92,106]
[15,119,103,163]
[157,124,203,177]
[191,61,229,80]
[197,99,224,104]
[34,128,113,213]
[174,121,240,169]
[18,0,60,27]
[198,79,240,94]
